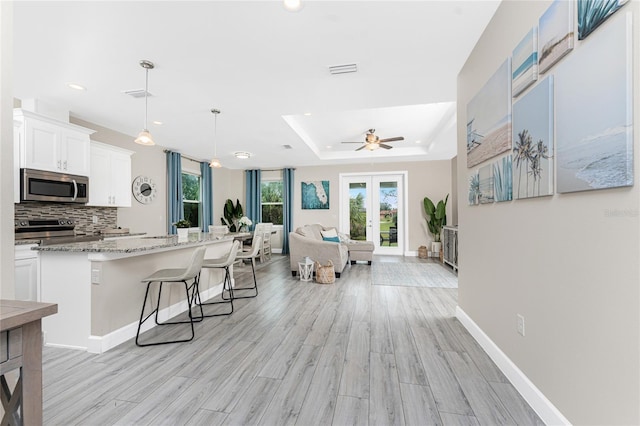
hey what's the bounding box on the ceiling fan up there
[342,129,404,151]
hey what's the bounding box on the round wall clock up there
[132,175,157,204]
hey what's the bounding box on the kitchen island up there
[34,234,234,353]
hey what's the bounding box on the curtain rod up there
[163,149,204,164]
[163,151,296,171]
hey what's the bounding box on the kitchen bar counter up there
[37,234,234,353]
[34,233,227,253]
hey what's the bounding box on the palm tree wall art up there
[512,77,554,199]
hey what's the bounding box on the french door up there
[340,173,405,255]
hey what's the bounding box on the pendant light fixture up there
[209,108,222,168]
[134,60,155,146]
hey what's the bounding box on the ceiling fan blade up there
[342,141,364,144]
[379,136,404,143]
[379,143,393,149]
[355,145,367,151]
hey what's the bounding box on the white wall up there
[1,2,14,298]
[71,117,167,236]
[295,160,452,252]
[457,1,640,424]
[72,117,247,237]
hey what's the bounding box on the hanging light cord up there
[214,112,217,157]
[144,67,149,131]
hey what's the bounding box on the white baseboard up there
[272,248,282,254]
[404,250,418,257]
[455,306,571,426]
[86,283,223,354]
[45,342,88,351]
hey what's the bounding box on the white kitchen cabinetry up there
[14,245,39,302]
[14,109,94,177]
[88,141,134,207]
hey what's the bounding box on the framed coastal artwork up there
[478,164,494,204]
[539,0,574,74]
[301,180,330,209]
[555,12,633,193]
[512,76,554,199]
[466,59,512,168]
[512,27,538,97]
[468,171,479,206]
[578,0,629,40]
[493,155,513,202]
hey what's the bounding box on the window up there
[182,172,201,228]
[261,180,283,225]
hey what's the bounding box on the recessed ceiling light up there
[67,83,86,91]
[234,151,251,159]
[415,140,421,144]
[304,112,312,116]
[326,145,332,149]
[152,121,163,125]
[283,0,303,12]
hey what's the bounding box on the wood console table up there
[1,299,58,425]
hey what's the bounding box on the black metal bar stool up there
[135,246,207,347]
[195,240,240,318]
[227,235,262,299]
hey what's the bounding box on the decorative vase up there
[177,228,188,240]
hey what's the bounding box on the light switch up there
[91,268,101,284]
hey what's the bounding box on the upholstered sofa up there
[289,224,349,278]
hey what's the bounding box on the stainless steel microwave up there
[20,168,89,204]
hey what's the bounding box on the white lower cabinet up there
[14,245,39,302]
[88,141,134,207]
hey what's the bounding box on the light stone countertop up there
[33,233,232,253]
[15,239,40,245]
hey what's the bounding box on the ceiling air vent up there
[328,63,357,75]
[283,144,293,150]
[123,89,153,98]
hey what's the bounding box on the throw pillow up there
[320,228,338,239]
[322,236,340,243]
[337,232,350,243]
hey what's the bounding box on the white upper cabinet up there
[14,109,94,176]
[88,141,134,207]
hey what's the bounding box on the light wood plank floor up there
[42,255,544,425]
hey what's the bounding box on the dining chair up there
[197,241,240,318]
[260,222,273,262]
[230,235,262,299]
[135,246,207,347]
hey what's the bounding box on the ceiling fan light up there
[135,129,155,146]
[366,143,379,151]
[209,157,222,168]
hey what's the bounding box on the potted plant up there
[423,194,448,256]
[221,199,243,232]
[173,219,191,239]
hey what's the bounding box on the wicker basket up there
[418,245,428,259]
[315,260,336,284]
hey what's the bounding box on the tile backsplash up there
[15,203,117,235]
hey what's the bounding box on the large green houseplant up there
[423,194,448,254]
[221,198,244,232]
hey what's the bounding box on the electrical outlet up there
[517,314,525,336]
[92,215,98,224]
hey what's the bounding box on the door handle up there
[72,180,78,201]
